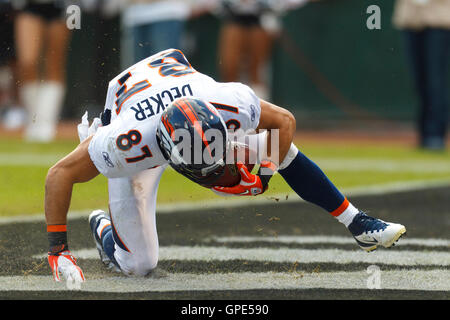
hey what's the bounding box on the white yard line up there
[0,153,65,166]
[33,246,450,266]
[1,153,449,172]
[1,179,449,224]
[1,270,449,292]
[314,159,450,173]
[210,235,450,247]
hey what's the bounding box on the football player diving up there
[44,49,406,283]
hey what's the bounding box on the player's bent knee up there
[115,250,158,277]
[120,259,158,277]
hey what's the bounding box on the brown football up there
[200,143,256,188]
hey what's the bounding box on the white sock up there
[2,107,27,129]
[20,81,40,118]
[336,203,359,227]
[25,81,65,142]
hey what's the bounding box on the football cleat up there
[348,211,406,252]
[88,210,119,271]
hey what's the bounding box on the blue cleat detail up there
[88,210,120,271]
[348,211,406,252]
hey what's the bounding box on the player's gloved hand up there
[213,161,276,196]
[48,250,85,283]
[47,224,85,287]
[77,111,102,142]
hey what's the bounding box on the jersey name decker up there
[88,49,261,178]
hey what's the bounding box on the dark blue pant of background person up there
[403,28,450,150]
[132,20,185,62]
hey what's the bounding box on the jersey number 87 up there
[116,130,153,163]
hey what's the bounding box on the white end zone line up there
[20,243,449,292]
[7,238,450,293]
[209,235,450,247]
[2,153,450,172]
[1,269,449,292]
[0,153,66,166]
[1,178,449,224]
[33,245,450,267]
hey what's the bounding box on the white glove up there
[77,111,102,142]
[48,250,85,290]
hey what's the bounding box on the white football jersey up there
[88,49,261,178]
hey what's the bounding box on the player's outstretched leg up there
[277,144,406,252]
[88,210,120,272]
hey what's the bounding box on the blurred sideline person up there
[216,0,278,101]
[120,0,213,68]
[14,0,72,142]
[0,0,26,129]
[43,49,405,282]
[393,0,450,150]
[216,0,310,101]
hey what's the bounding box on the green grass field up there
[0,136,449,217]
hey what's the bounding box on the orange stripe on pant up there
[330,198,349,217]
